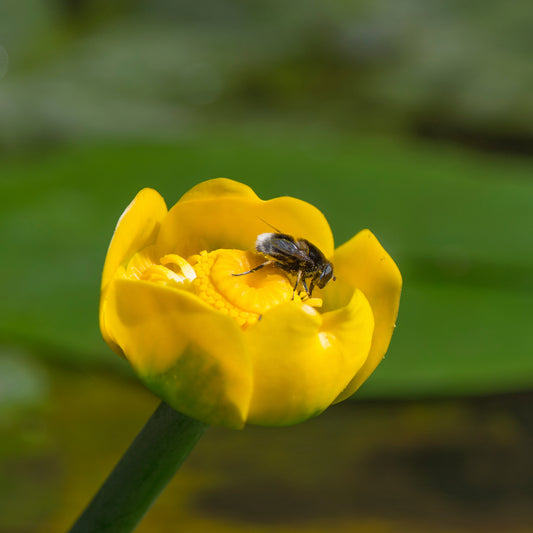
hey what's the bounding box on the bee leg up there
[308,280,315,297]
[292,270,303,300]
[301,278,311,298]
[232,261,273,276]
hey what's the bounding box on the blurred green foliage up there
[1,1,533,145]
[1,130,532,398]
[0,0,532,399]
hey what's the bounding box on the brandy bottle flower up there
[99,179,402,429]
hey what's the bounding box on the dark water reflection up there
[1,362,531,533]
[191,394,533,532]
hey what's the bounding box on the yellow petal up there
[101,188,168,292]
[156,178,334,260]
[245,290,374,426]
[177,177,260,203]
[330,229,402,401]
[100,189,168,357]
[104,278,253,429]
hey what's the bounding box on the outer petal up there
[101,188,168,292]
[245,290,374,426]
[156,178,334,260]
[104,278,253,429]
[330,230,402,401]
[100,188,168,356]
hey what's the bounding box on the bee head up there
[316,262,335,289]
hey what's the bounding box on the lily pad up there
[0,131,532,397]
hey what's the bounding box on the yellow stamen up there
[298,293,323,308]
[160,254,197,282]
[189,249,296,328]
[126,246,196,287]
[124,246,323,329]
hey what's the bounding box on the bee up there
[233,230,335,299]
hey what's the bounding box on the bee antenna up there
[258,217,283,234]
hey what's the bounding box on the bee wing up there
[267,235,309,261]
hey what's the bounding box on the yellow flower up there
[99,179,402,429]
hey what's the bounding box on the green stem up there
[68,401,208,533]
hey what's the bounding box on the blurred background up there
[1,1,532,532]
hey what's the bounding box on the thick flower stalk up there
[100,178,402,429]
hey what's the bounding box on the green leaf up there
[1,131,532,397]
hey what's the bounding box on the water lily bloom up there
[99,179,401,429]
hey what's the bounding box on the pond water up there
[1,355,532,533]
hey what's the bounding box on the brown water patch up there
[192,395,533,531]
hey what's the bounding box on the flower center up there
[189,249,294,327]
[124,246,322,329]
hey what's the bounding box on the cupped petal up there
[101,188,168,292]
[156,178,334,260]
[177,177,259,203]
[100,189,168,356]
[330,230,402,402]
[245,290,374,426]
[103,278,253,429]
